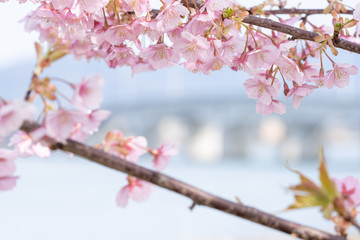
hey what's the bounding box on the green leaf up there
[318,147,338,200]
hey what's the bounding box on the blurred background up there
[0,1,360,240]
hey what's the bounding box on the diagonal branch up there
[175,0,360,55]
[241,15,360,54]
[21,121,345,240]
[263,9,353,15]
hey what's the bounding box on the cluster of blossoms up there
[96,130,177,207]
[1,0,360,214]
[0,75,109,190]
[3,0,360,115]
[0,73,177,208]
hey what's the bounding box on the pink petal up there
[116,185,131,207]
[0,176,18,191]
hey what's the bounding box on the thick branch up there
[242,15,360,54]
[177,0,360,54]
[263,9,353,15]
[21,121,344,240]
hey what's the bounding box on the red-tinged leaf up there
[318,147,338,200]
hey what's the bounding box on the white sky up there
[0,0,358,69]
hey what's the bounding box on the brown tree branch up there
[20,121,345,240]
[175,0,360,55]
[263,9,353,15]
[241,15,360,54]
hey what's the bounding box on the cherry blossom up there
[256,100,286,116]
[140,44,180,69]
[0,149,18,191]
[97,130,147,163]
[172,31,210,62]
[45,109,87,143]
[72,74,104,111]
[121,0,151,16]
[116,176,153,207]
[151,143,178,171]
[70,109,111,142]
[103,24,137,46]
[244,77,281,105]
[333,176,360,210]
[246,46,280,69]
[71,0,108,16]
[152,0,189,32]
[278,56,304,85]
[286,84,316,109]
[8,129,50,158]
[0,100,36,138]
[324,63,358,89]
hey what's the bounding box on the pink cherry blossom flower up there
[45,109,87,143]
[201,55,231,74]
[324,63,358,89]
[186,13,214,36]
[140,44,180,69]
[70,109,110,142]
[105,45,136,68]
[247,45,280,69]
[0,100,36,138]
[0,149,18,191]
[8,129,50,158]
[151,143,178,171]
[152,1,189,32]
[301,62,320,83]
[221,35,246,60]
[116,176,154,207]
[256,99,286,116]
[23,3,64,44]
[51,0,74,11]
[98,130,147,163]
[72,74,104,111]
[231,53,247,71]
[244,77,281,105]
[0,176,19,191]
[333,176,360,210]
[172,31,210,62]
[278,56,304,85]
[103,24,137,46]
[121,0,151,16]
[286,84,316,109]
[71,0,108,15]
[200,0,231,19]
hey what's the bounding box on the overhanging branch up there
[263,9,353,15]
[177,0,360,55]
[20,121,345,240]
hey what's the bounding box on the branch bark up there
[263,9,353,15]
[242,15,360,54]
[21,121,345,240]
[176,0,360,55]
